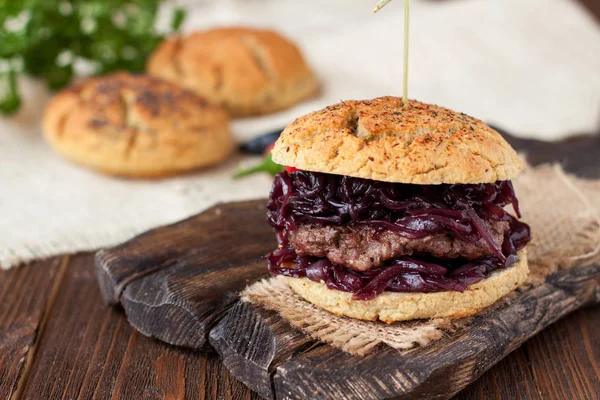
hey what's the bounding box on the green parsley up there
[233,153,284,179]
[0,0,186,115]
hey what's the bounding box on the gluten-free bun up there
[286,249,528,323]
[147,27,319,117]
[272,97,523,184]
[43,73,232,178]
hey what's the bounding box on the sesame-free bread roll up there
[147,27,319,117]
[272,97,523,184]
[286,249,528,323]
[42,73,233,178]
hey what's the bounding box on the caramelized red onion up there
[266,170,531,300]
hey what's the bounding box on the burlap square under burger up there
[242,164,600,356]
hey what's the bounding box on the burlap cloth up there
[242,164,600,356]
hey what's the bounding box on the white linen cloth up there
[1,0,599,268]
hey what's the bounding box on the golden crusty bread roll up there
[147,27,319,117]
[43,73,233,178]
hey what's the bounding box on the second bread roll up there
[147,27,319,117]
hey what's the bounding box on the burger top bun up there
[272,97,523,184]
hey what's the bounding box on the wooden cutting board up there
[95,132,600,400]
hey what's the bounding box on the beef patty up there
[289,220,510,272]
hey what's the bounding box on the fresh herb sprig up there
[233,153,284,179]
[0,0,186,115]
[234,143,284,179]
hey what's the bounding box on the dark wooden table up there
[1,254,598,399]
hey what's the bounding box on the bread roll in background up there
[42,73,233,178]
[147,27,319,117]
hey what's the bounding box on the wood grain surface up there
[0,258,66,399]
[95,200,274,349]
[0,254,598,399]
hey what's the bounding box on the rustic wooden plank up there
[454,306,600,400]
[19,253,261,400]
[0,257,66,399]
[119,256,265,350]
[96,199,275,349]
[95,199,274,349]
[209,263,599,400]
[95,199,273,305]
[209,301,319,399]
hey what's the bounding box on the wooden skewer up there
[373,0,410,105]
[402,0,410,105]
[373,0,393,13]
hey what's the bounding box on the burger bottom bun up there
[285,249,528,323]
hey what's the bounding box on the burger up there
[265,97,531,323]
